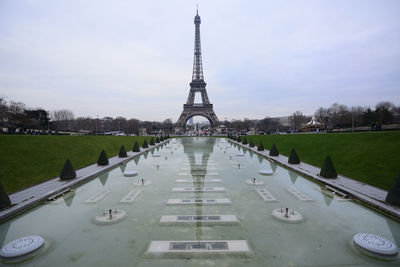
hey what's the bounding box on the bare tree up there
[8,101,29,131]
[163,118,173,133]
[393,105,400,123]
[113,117,127,132]
[289,111,307,131]
[329,103,351,128]
[375,101,395,125]
[126,119,140,135]
[314,107,332,130]
[51,109,74,131]
[0,98,8,127]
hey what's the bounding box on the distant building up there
[139,128,147,136]
[275,116,290,127]
[216,125,227,134]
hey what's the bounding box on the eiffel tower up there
[177,9,219,128]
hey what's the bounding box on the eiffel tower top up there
[192,7,204,81]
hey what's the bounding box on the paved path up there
[0,141,168,223]
[230,140,400,220]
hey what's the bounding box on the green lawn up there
[245,131,400,190]
[0,135,150,193]
[1,132,399,194]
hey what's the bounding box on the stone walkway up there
[230,140,400,220]
[0,141,168,223]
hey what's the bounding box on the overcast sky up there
[1,0,399,122]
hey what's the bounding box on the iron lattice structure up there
[177,9,219,128]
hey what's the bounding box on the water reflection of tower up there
[181,137,216,239]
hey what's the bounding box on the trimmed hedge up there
[0,181,11,210]
[97,150,109,166]
[386,174,400,206]
[132,141,140,152]
[249,139,255,147]
[288,148,300,164]
[320,155,337,178]
[142,139,149,148]
[269,143,279,156]
[257,141,264,151]
[150,137,155,145]
[59,159,76,180]
[119,145,127,158]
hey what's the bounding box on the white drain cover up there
[353,233,398,257]
[0,235,45,259]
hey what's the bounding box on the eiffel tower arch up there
[177,9,219,128]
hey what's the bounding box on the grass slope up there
[248,131,400,190]
[0,135,149,193]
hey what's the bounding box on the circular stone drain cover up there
[272,208,303,223]
[353,233,398,258]
[0,235,45,259]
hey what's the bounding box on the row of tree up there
[1,96,399,134]
[314,101,399,130]
[0,97,173,135]
[218,101,400,133]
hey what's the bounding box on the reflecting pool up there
[0,137,399,266]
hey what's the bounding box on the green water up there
[0,137,399,266]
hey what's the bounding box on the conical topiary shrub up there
[320,155,337,178]
[97,150,109,166]
[249,139,255,147]
[167,134,170,139]
[155,136,160,143]
[269,143,279,156]
[242,137,248,145]
[118,145,127,157]
[0,181,11,210]
[132,141,140,152]
[60,159,76,180]
[150,137,155,145]
[160,135,164,141]
[386,174,400,206]
[142,139,149,148]
[288,148,300,164]
[257,141,264,151]
[232,135,237,140]
[237,136,241,143]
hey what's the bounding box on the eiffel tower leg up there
[177,112,189,128]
